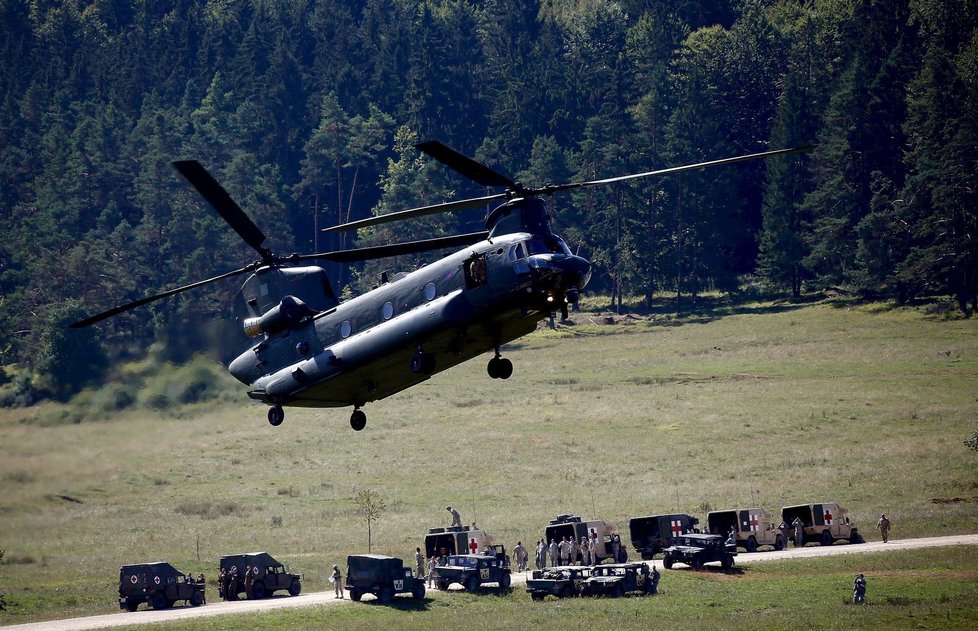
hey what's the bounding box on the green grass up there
[1,299,977,628]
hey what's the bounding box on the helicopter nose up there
[527,253,592,291]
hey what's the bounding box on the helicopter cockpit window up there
[340,320,352,338]
[424,282,437,301]
[527,236,572,256]
[510,242,527,260]
[382,301,394,320]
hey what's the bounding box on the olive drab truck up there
[219,552,302,599]
[628,513,700,559]
[118,562,204,611]
[544,514,621,564]
[707,508,785,552]
[424,525,496,558]
[781,503,864,546]
[345,554,425,603]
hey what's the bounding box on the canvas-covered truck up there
[435,553,511,592]
[424,525,496,558]
[118,562,204,611]
[219,552,302,599]
[544,514,622,563]
[346,555,425,603]
[628,513,700,559]
[781,503,864,546]
[707,508,785,552]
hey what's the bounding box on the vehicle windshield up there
[447,556,478,568]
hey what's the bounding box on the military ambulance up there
[219,551,302,599]
[781,503,864,546]
[118,562,204,611]
[628,513,699,559]
[424,525,496,558]
[544,514,620,564]
[707,508,785,552]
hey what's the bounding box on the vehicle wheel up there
[268,405,284,426]
[437,580,449,591]
[531,592,545,601]
[412,583,425,600]
[150,593,167,611]
[251,582,266,600]
[775,536,785,551]
[289,580,301,597]
[497,358,513,379]
[851,529,865,544]
[349,588,362,602]
[125,599,140,612]
[663,557,673,570]
[820,530,833,547]
[190,591,204,607]
[487,356,500,379]
[465,575,479,593]
[378,586,394,604]
[500,573,511,589]
[350,409,366,431]
[611,584,625,598]
[746,537,758,553]
[691,557,703,570]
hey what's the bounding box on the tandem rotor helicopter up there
[72,141,808,431]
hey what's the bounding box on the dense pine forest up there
[1,0,976,401]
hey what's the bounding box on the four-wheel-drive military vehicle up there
[544,514,621,563]
[707,508,785,552]
[781,503,863,546]
[662,534,736,570]
[526,566,592,601]
[219,552,302,599]
[435,553,511,592]
[424,525,496,558]
[345,554,425,603]
[579,562,656,598]
[118,562,204,611]
[628,513,700,559]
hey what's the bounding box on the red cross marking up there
[749,514,760,531]
[824,510,833,525]
[671,520,683,536]
[469,539,478,553]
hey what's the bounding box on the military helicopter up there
[72,141,808,431]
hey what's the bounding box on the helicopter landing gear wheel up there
[268,405,284,426]
[487,356,513,379]
[350,409,366,431]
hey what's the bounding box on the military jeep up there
[436,553,511,592]
[346,554,425,603]
[118,562,204,611]
[219,552,302,599]
[662,534,736,570]
[579,562,655,597]
[526,566,591,600]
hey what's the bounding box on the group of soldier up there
[532,532,624,569]
[217,565,255,601]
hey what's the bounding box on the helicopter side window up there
[424,282,437,301]
[464,255,487,289]
[382,301,394,320]
[340,320,352,338]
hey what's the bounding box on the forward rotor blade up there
[297,231,489,263]
[69,264,258,328]
[173,160,271,261]
[416,141,516,188]
[323,194,506,233]
[541,145,816,195]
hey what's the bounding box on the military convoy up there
[118,562,204,612]
[346,554,426,603]
[219,552,302,599]
[707,508,785,552]
[628,513,700,559]
[781,503,864,546]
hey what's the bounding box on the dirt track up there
[4,534,976,631]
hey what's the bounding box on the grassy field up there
[1,299,977,628]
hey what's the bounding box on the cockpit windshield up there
[527,236,571,256]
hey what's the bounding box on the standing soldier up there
[513,541,527,572]
[589,532,600,564]
[426,555,438,589]
[536,540,546,570]
[792,516,804,547]
[778,521,789,549]
[243,565,254,599]
[415,547,425,577]
[331,564,343,599]
[876,514,891,543]
[548,539,559,567]
[580,536,591,566]
[650,565,660,594]
[558,536,571,566]
[570,537,579,565]
[853,573,867,603]
[228,565,239,600]
[447,506,462,527]
[218,567,226,601]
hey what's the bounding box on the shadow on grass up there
[355,595,433,611]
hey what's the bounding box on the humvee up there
[526,566,591,601]
[662,534,736,570]
[424,525,496,558]
[628,513,699,559]
[219,552,301,599]
[346,554,425,603]
[781,503,864,546]
[707,508,785,552]
[435,553,511,592]
[544,514,621,563]
[579,562,656,598]
[118,562,204,611]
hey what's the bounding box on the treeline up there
[0,0,976,398]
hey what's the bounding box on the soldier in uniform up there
[876,514,891,543]
[589,532,600,564]
[610,533,621,562]
[650,565,660,594]
[416,547,424,576]
[331,564,343,598]
[792,516,804,547]
[243,564,254,599]
[548,539,559,567]
[228,565,239,600]
[853,573,867,603]
[426,555,438,588]
[218,567,226,601]
[580,536,591,566]
[559,536,571,565]
[778,521,789,549]
[447,506,462,527]
[513,541,527,572]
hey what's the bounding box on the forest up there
[0,0,976,401]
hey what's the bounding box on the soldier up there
[447,506,462,527]
[243,564,254,599]
[569,537,579,565]
[416,547,424,577]
[228,565,239,601]
[426,555,438,589]
[778,521,789,549]
[197,573,206,604]
[218,567,226,601]
[610,533,621,562]
[876,514,891,543]
[548,539,559,567]
[792,516,804,547]
[513,541,527,572]
[580,536,591,566]
[589,532,600,564]
[558,536,571,565]
[853,573,867,603]
[650,565,660,594]
[331,564,343,599]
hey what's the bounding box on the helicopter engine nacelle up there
[243,295,315,337]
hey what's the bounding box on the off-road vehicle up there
[345,554,425,603]
[662,534,736,570]
[707,508,785,552]
[118,562,204,611]
[781,503,863,546]
[579,562,655,597]
[424,525,496,558]
[628,513,699,559]
[544,514,621,563]
[526,565,591,601]
[435,553,511,592]
[219,551,301,599]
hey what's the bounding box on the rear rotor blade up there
[416,141,516,189]
[69,264,258,328]
[297,231,489,263]
[173,160,272,261]
[323,194,506,233]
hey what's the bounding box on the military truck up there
[662,534,736,569]
[118,562,204,611]
[219,552,301,599]
[628,513,700,559]
[435,553,511,592]
[781,503,864,546]
[345,554,425,603]
[544,514,621,563]
[424,525,496,558]
[579,562,656,598]
[526,566,591,601]
[707,508,785,552]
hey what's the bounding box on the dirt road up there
[4,534,976,631]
